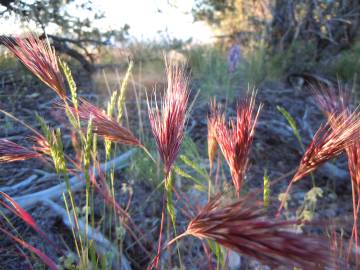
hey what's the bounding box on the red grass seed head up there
[184,195,336,269]
[75,99,142,147]
[30,134,51,156]
[0,139,43,162]
[313,86,360,183]
[313,85,351,118]
[207,99,221,171]
[0,34,66,99]
[314,85,360,261]
[293,111,360,182]
[312,86,360,187]
[148,62,189,176]
[215,93,261,194]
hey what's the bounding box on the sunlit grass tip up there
[147,60,190,176]
[214,91,262,195]
[72,98,142,147]
[0,33,66,99]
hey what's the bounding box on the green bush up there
[329,41,360,82]
[0,52,17,69]
[240,42,316,85]
[187,45,239,100]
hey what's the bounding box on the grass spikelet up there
[147,60,189,269]
[147,61,189,176]
[0,139,43,162]
[314,86,360,264]
[263,170,270,208]
[279,107,360,216]
[293,111,360,182]
[117,60,133,122]
[313,85,351,118]
[59,59,78,110]
[75,99,142,147]
[214,92,261,195]
[30,134,51,156]
[207,99,220,171]
[0,34,66,99]
[170,195,336,269]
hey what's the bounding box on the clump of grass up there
[1,33,359,270]
[238,40,319,84]
[187,46,238,100]
[328,41,360,82]
[147,59,190,269]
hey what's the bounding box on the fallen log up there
[12,149,135,209]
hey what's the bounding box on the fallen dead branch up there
[12,149,135,209]
[0,175,38,193]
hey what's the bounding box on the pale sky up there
[93,0,213,42]
[0,0,213,43]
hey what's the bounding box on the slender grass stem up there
[63,172,85,262]
[140,145,156,163]
[62,193,81,260]
[152,193,166,270]
[277,179,294,218]
[166,232,188,248]
[0,109,43,138]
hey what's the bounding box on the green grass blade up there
[276,106,305,151]
[117,61,133,122]
[263,169,270,208]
